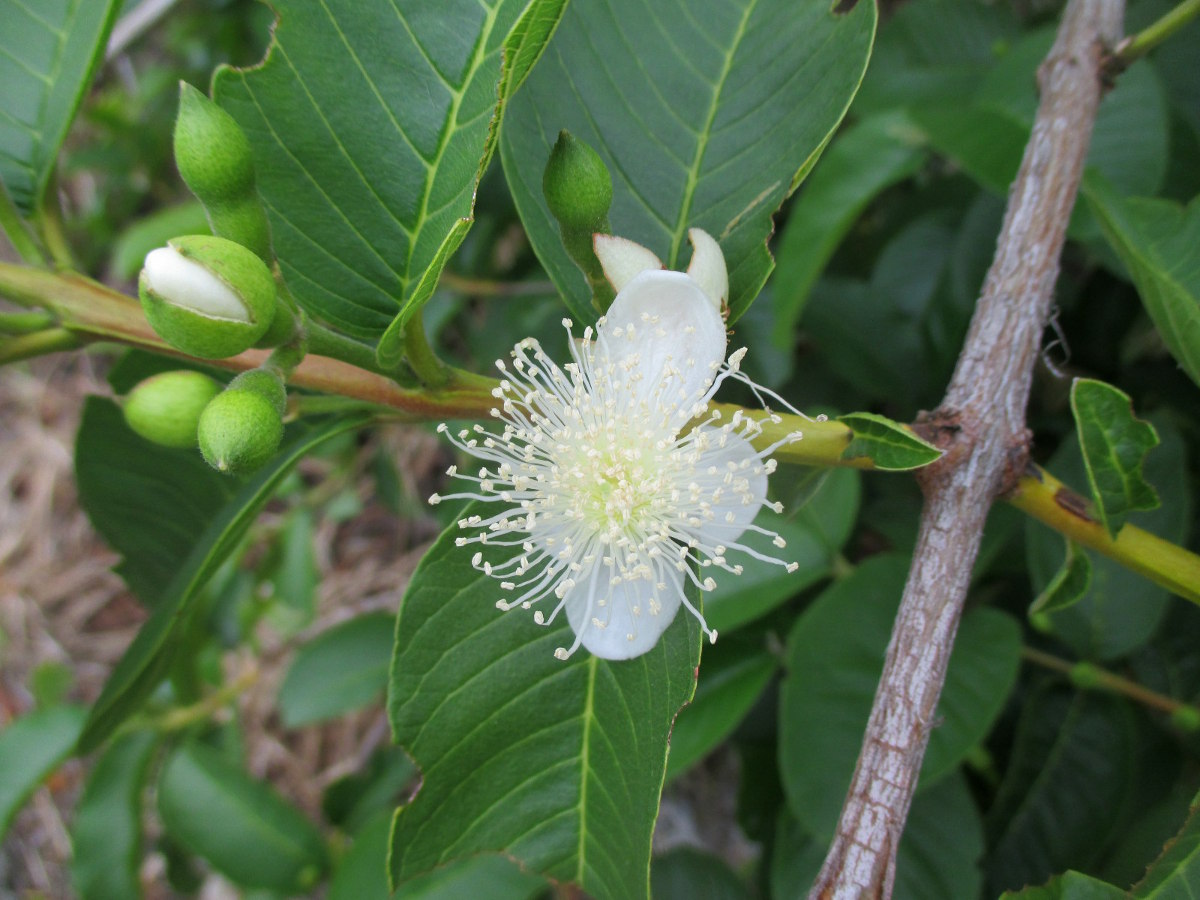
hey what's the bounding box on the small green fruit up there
[227,368,287,415]
[139,235,277,359]
[198,389,283,475]
[542,130,613,231]
[122,370,221,448]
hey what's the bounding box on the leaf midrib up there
[669,0,756,265]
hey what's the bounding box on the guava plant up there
[1,0,1199,898]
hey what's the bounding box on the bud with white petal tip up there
[139,235,277,359]
[122,370,221,449]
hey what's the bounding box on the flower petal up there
[143,246,248,321]
[685,228,727,312]
[678,424,768,547]
[564,561,684,660]
[596,270,727,429]
[594,234,663,292]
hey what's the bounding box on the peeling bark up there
[809,2,1126,896]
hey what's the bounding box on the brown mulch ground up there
[0,354,444,897]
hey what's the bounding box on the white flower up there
[430,229,803,661]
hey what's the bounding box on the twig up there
[809,2,1125,897]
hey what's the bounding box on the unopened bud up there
[227,368,287,416]
[139,235,277,359]
[197,388,284,475]
[543,130,613,232]
[122,370,221,448]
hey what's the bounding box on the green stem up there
[156,667,259,732]
[39,189,77,270]
[1022,646,1196,719]
[287,394,395,419]
[1116,0,1200,64]
[0,327,81,365]
[0,310,56,335]
[305,318,388,377]
[439,271,557,297]
[403,311,450,388]
[0,184,46,265]
[1007,464,1200,606]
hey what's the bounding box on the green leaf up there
[651,847,752,900]
[665,640,776,781]
[1070,378,1160,538]
[70,730,159,900]
[279,611,395,727]
[999,871,1126,900]
[892,772,984,900]
[837,412,942,470]
[501,0,876,324]
[215,0,567,342]
[1086,180,1200,389]
[77,412,373,753]
[1133,788,1200,898]
[332,812,549,900]
[770,772,984,900]
[0,704,85,840]
[387,508,702,900]
[75,397,236,605]
[703,467,861,635]
[779,556,1021,839]
[1029,539,1093,617]
[771,112,924,340]
[985,687,1139,897]
[1026,414,1189,660]
[157,742,329,893]
[0,0,119,215]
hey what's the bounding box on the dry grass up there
[0,355,442,897]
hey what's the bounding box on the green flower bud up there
[122,370,222,448]
[175,82,256,202]
[198,388,284,475]
[139,235,277,359]
[174,82,272,260]
[543,130,613,231]
[227,368,287,416]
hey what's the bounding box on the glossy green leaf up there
[838,412,942,471]
[999,871,1126,900]
[501,0,876,324]
[157,742,329,893]
[779,556,1021,838]
[0,705,85,839]
[387,507,702,900]
[985,688,1139,897]
[215,0,567,343]
[771,111,924,341]
[665,640,777,781]
[651,847,752,900]
[770,772,983,900]
[75,397,235,605]
[893,772,984,900]
[279,611,395,727]
[1086,180,1200,389]
[78,412,373,753]
[1026,414,1189,661]
[1132,787,1200,898]
[0,0,119,215]
[1070,378,1160,537]
[70,730,159,900]
[1029,539,1092,617]
[704,467,861,635]
[331,812,549,900]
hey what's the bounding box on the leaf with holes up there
[215,0,567,348]
[0,0,119,215]
[387,507,701,900]
[501,0,876,324]
[1070,378,1160,538]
